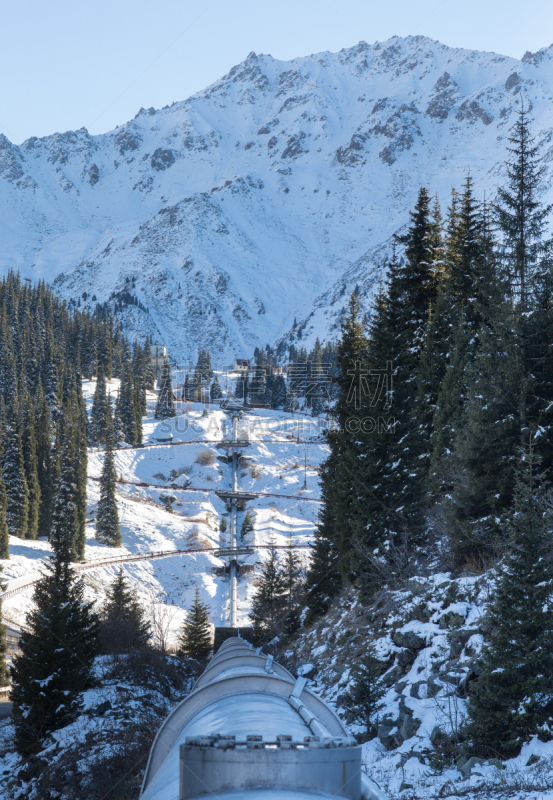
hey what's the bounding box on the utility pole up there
[303,448,308,490]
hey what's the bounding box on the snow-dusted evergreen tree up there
[339,643,385,741]
[450,107,553,557]
[50,416,80,563]
[249,538,287,643]
[155,359,176,420]
[2,411,29,539]
[466,448,553,757]
[179,586,212,660]
[10,554,99,755]
[90,363,108,445]
[99,569,150,653]
[144,336,155,390]
[96,406,121,548]
[271,374,287,408]
[210,375,223,402]
[0,569,8,685]
[0,472,8,559]
[21,393,41,540]
[112,391,125,444]
[304,503,342,626]
[120,362,137,444]
[240,510,254,541]
[282,539,304,635]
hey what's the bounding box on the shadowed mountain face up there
[2,36,553,361]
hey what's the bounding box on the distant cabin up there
[273,366,284,375]
[234,359,249,373]
[151,344,168,384]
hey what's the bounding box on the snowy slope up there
[1,381,326,644]
[3,38,553,360]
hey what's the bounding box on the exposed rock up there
[409,680,427,699]
[378,719,400,750]
[505,72,520,92]
[88,164,100,185]
[151,148,175,171]
[455,99,493,125]
[393,630,426,650]
[449,628,480,658]
[396,649,417,667]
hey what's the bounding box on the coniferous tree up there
[74,385,88,560]
[155,360,176,420]
[144,337,155,391]
[2,412,29,539]
[249,538,287,643]
[249,349,267,405]
[21,394,41,540]
[90,363,108,445]
[113,391,125,444]
[96,408,121,547]
[282,539,304,636]
[50,416,79,563]
[10,555,99,755]
[272,374,287,409]
[120,362,136,444]
[465,448,553,757]
[321,294,368,577]
[179,586,212,660]
[339,643,385,741]
[99,569,150,654]
[240,510,254,541]
[450,108,553,556]
[36,388,54,539]
[304,504,342,626]
[210,375,223,402]
[0,472,8,559]
[0,569,8,685]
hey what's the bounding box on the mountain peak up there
[1,38,553,361]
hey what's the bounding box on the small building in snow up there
[234,359,249,373]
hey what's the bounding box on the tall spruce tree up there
[465,448,553,757]
[2,412,29,539]
[321,294,368,577]
[50,415,80,563]
[90,363,108,445]
[10,555,99,755]
[179,586,212,660]
[0,471,8,559]
[99,569,150,653]
[0,570,8,686]
[96,407,121,547]
[240,510,254,541]
[210,375,223,402]
[21,394,41,540]
[339,643,385,741]
[155,360,176,420]
[450,107,553,557]
[249,538,287,643]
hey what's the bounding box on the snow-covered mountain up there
[3,36,553,361]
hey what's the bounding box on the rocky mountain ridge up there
[3,36,553,361]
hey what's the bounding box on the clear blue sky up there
[2,0,552,144]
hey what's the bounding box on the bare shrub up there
[169,466,189,480]
[148,593,180,655]
[354,525,441,596]
[249,464,262,480]
[195,449,216,466]
[104,648,191,697]
[152,472,166,481]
